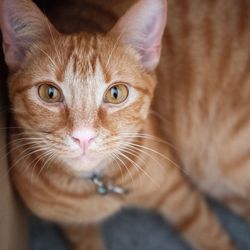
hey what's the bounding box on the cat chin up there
[63,154,107,174]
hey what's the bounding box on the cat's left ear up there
[110,0,167,71]
[0,0,59,72]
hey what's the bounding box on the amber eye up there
[38,84,62,103]
[104,84,129,104]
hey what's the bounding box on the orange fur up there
[1,0,250,250]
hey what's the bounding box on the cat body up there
[1,0,250,250]
[156,0,250,215]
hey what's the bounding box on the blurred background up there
[1,0,250,249]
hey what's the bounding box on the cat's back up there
[155,0,250,198]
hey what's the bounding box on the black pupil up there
[111,87,119,99]
[48,87,55,99]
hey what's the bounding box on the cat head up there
[1,0,167,173]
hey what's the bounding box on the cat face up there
[9,34,155,172]
[1,0,167,173]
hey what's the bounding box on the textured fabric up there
[30,200,250,250]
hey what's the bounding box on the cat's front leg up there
[153,175,236,250]
[62,223,105,250]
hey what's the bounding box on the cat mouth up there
[72,150,107,165]
[74,154,97,162]
[67,153,106,173]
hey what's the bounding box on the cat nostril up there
[71,129,96,151]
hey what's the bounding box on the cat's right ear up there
[0,0,59,72]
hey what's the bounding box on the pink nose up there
[72,129,96,152]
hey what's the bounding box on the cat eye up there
[38,84,63,103]
[104,84,129,104]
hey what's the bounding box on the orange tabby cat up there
[1,0,249,249]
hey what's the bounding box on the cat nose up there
[72,128,96,152]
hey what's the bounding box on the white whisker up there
[117,150,160,189]
[111,151,135,187]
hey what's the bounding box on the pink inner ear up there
[2,32,27,71]
[143,14,164,49]
[137,7,166,69]
[140,45,162,71]
[1,1,25,68]
[111,0,167,71]
[0,0,59,71]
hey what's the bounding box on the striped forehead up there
[61,37,108,115]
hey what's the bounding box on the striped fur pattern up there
[1,0,250,249]
[156,0,250,217]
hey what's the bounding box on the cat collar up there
[90,174,128,196]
